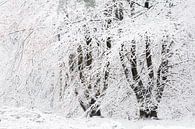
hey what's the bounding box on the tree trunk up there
[76,34,103,117]
[115,2,124,20]
[145,1,149,8]
[156,37,170,103]
[139,106,157,119]
[119,40,159,119]
[80,98,101,117]
[90,109,101,117]
[89,98,101,117]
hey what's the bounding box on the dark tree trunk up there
[115,8,124,20]
[129,40,145,102]
[145,1,149,8]
[106,37,112,49]
[140,107,157,119]
[89,106,101,117]
[85,36,93,68]
[77,45,85,84]
[79,99,101,117]
[90,109,101,117]
[130,1,135,16]
[69,54,76,73]
[88,98,101,117]
[76,33,103,117]
[119,40,159,119]
[146,36,154,81]
[156,38,170,103]
[119,35,172,119]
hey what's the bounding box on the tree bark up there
[140,106,157,119]
[115,2,124,20]
[120,39,159,119]
[89,98,101,117]
[156,38,170,103]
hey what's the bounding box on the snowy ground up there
[0,107,195,129]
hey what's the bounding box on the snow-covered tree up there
[0,0,195,120]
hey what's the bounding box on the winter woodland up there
[0,0,195,125]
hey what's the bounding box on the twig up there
[0,0,9,7]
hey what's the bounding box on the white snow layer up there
[0,107,194,129]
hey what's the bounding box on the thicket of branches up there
[0,0,195,119]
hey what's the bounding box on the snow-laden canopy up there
[0,0,195,119]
